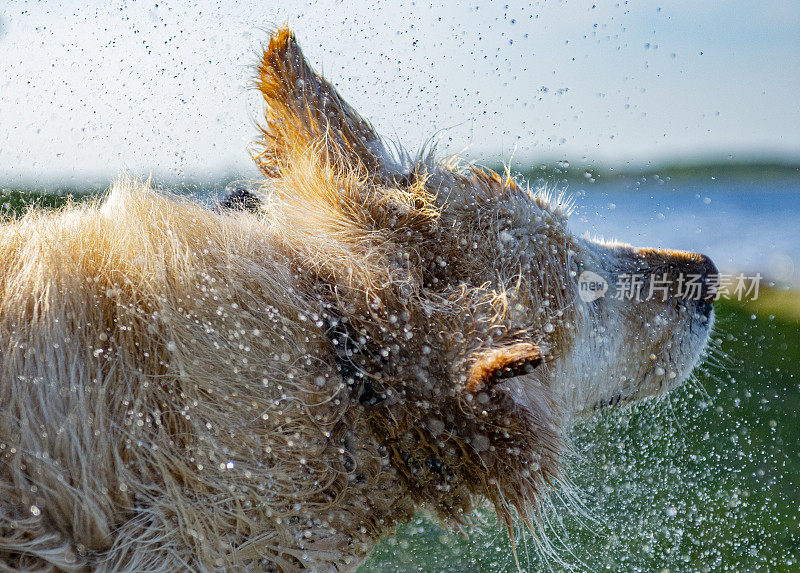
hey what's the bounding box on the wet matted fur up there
[0,28,717,571]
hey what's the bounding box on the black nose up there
[632,248,719,309]
[685,254,718,317]
[690,253,719,303]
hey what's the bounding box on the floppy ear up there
[254,27,395,179]
[466,342,543,393]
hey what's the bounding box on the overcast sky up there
[1,0,799,185]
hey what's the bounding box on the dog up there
[0,27,717,571]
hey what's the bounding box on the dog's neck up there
[317,287,564,533]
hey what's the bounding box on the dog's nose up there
[684,253,718,318]
[632,248,719,305]
[669,251,719,303]
[689,253,719,304]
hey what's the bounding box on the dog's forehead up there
[500,190,574,245]
[437,178,570,226]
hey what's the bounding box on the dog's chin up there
[596,306,715,413]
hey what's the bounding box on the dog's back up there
[0,180,406,569]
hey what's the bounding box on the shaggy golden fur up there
[0,28,716,571]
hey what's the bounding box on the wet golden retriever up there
[0,28,716,571]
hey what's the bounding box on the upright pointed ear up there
[466,342,543,393]
[253,27,395,179]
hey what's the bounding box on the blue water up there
[565,177,800,285]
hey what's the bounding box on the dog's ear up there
[254,27,394,180]
[466,342,543,393]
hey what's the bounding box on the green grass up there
[739,285,800,323]
[0,187,98,219]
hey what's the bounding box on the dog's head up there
[249,28,716,528]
